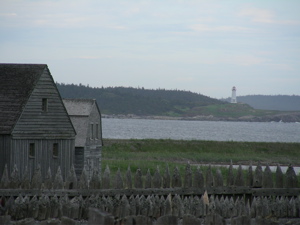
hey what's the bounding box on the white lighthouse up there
[231,86,237,103]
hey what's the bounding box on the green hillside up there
[57,83,225,116]
[185,103,279,118]
[223,95,300,111]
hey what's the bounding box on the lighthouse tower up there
[231,86,237,103]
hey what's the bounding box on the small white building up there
[231,86,237,103]
[63,99,102,178]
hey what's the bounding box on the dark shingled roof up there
[63,99,95,116]
[0,63,47,134]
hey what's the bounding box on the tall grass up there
[102,139,300,177]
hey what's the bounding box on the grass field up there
[102,139,300,176]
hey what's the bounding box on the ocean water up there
[102,118,300,143]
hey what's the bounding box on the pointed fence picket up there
[1,161,298,190]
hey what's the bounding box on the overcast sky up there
[1,0,299,98]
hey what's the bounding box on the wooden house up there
[63,99,102,178]
[0,63,76,179]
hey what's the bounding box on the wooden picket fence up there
[0,162,299,224]
[0,162,299,190]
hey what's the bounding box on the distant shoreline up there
[102,112,300,123]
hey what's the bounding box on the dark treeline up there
[222,95,300,111]
[56,83,225,116]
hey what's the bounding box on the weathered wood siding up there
[9,67,76,179]
[75,147,84,177]
[0,135,11,176]
[85,103,102,178]
[11,139,74,179]
[84,146,101,178]
[12,68,75,139]
[86,103,102,147]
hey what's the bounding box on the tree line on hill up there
[56,83,225,116]
[222,95,300,111]
[57,83,300,120]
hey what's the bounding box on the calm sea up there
[102,118,300,143]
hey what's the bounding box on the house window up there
[42,98,48,112]
[95,123,99,139]
[29,143,35,158]
[90,123,94,139]
[53,143,58,158]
